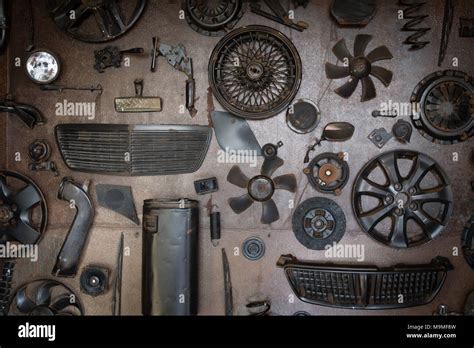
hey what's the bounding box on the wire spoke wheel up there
[352,150,453,248]
[209,25,302,119]
[47,0,147,42]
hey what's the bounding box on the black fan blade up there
[227,165,250,189]
[366,45,393,63]
[332,39,353,62]
[325,63,350,79]
[361,76,377,102]
[261,199,280,224]
[0,175,12,198]
[12,220,41,244]
[370,66,393,87]
[50,294,80,312]
[36,281,59,306]
[273,174,297,192]
[354,34,373,57]
[335,78,359,99]
[16,288,36,313]
[261,157,284,177]
[13,184,41,210]
[228,194,254,214]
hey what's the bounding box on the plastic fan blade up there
[361,76,377,102]
[366,45,393,62]
[261,157,284,177]
[370,66,393,87]
[325,63,350,79]
[335,78,359,99]
[228,194,254,214]
[35,281,59,306]
[13,184,41,210]
[12,220,41,244]
[332,39,353,62]
[353,34,373,57]
[273,174,297,192]
[227,165,250,189]
[261,199,280,224]
[16,288,36,313]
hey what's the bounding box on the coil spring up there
[400,0,431,50]
[0,261,15,315]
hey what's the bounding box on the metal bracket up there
[368,128,393,148]
[151,37,196,117]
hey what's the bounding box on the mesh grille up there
[56,124,212,176]
[281,256,451,309]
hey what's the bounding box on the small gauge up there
[25,50,60,84]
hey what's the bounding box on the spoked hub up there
[209,25,302,119]
[304,208,336,239]
[350,56,371,79]
[0,171,47,244]
[248,175,274,202]
[292,197,346,250]
[353,150,453,248]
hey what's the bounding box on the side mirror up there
[321,122,355,142]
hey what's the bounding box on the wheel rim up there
[209,25,302,119]
[0,171,47,244]
[47,0,147,42]
[352,150,453,248]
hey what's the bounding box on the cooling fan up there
[9,280,83,316]
[325,34,393,102]
[227,157,297,224]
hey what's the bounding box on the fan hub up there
[248,175,274,202]
[0,204,14,225]
[350,57,371,78]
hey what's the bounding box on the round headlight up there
[26,50,60,84]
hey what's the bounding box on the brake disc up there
[303,152,349,195]
[209,25,302,120]
[352,150,453,248]
[292,197,346,250]
[411,70,473,144]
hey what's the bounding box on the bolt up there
[395,208,403,215]
[409,202,418,210]
[408,187,416,194]
[385,195,394,204]
[394,183,402,191]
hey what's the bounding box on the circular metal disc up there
[292,197,346,250]
[242,237,265,261]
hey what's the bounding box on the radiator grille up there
[56,124,212,176]
[279,255,452,309]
